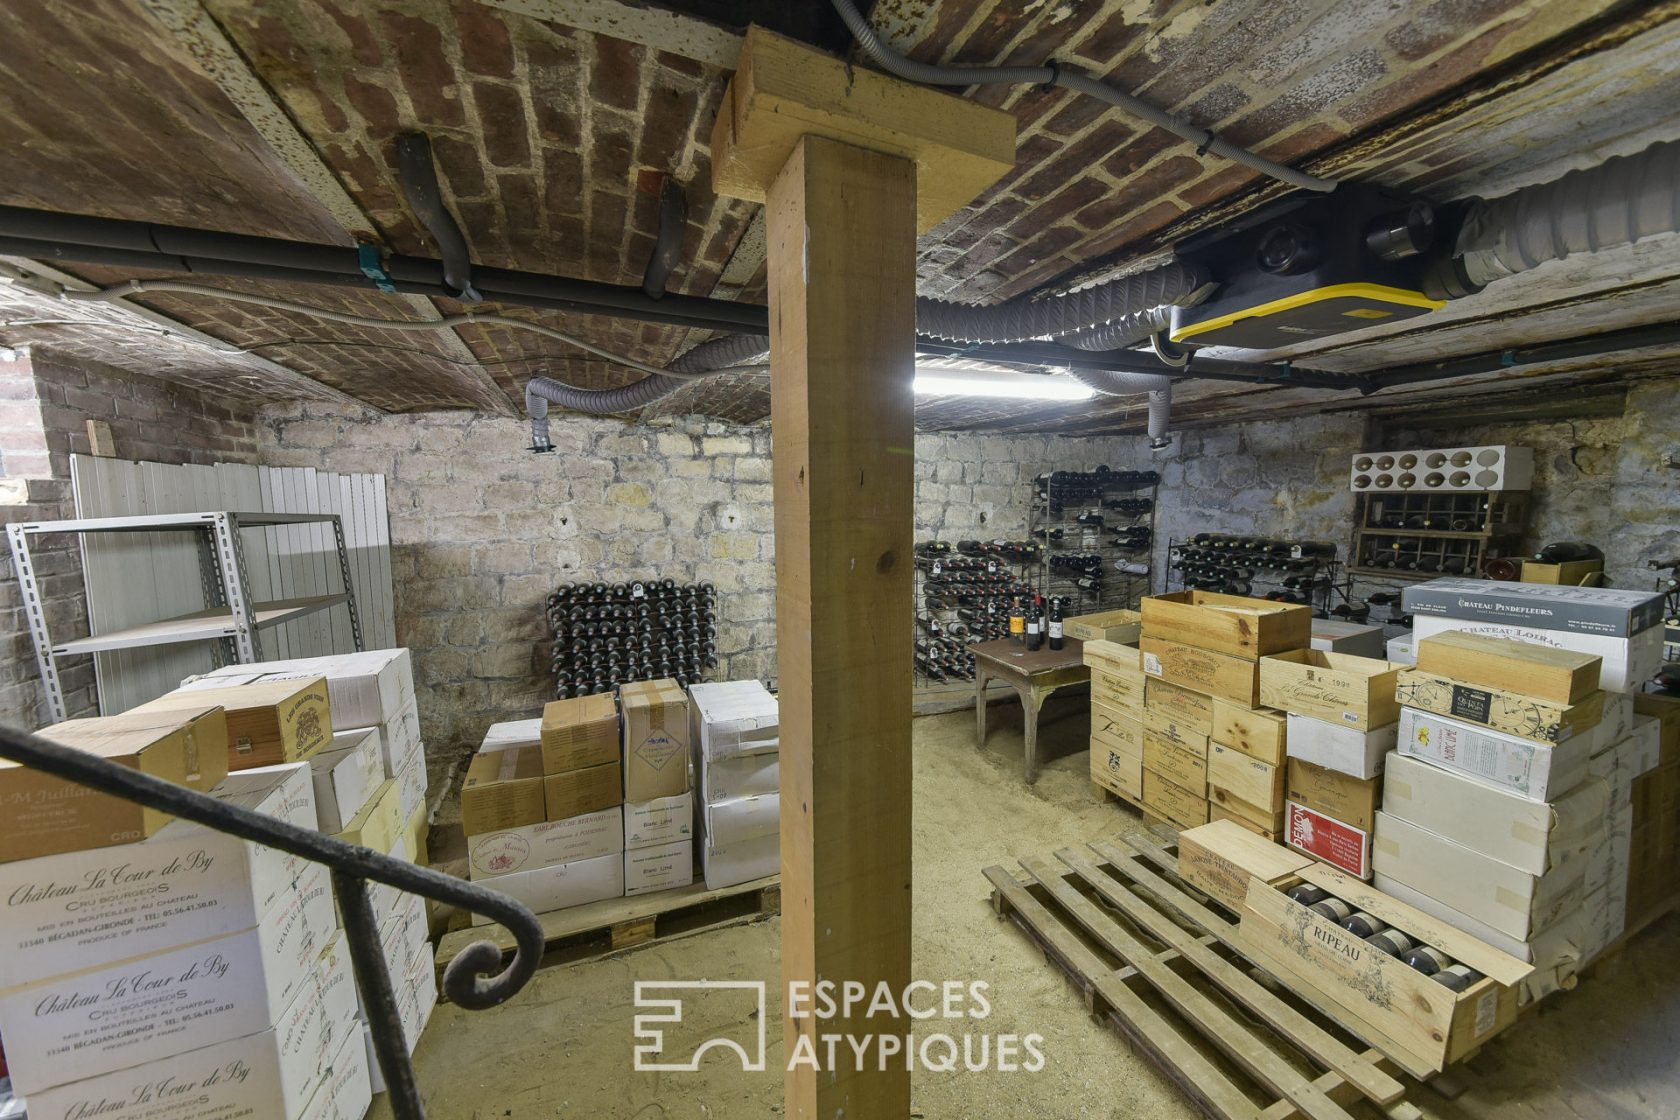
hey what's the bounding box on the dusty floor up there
[381,698,1680,1119]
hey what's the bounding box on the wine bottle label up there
[1048,621,1063,639]
[931,561,941,575]
[1026,621,1040,635]
[1010,617,1024,634]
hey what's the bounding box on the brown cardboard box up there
[460,746,548,836]
[1140,591,1311,657]
[1257,651,1402,731]
[540,694,620,773]
[1141,636,1262,706]
[620,679,691,801]
[2,707,227,863]
[1209,743,1283,811]
[1286,757,1380,833]
[1143,678,1213,735]
[544,761,624,820]
[1634,693,1680,766]
[1144,733,1207,793]
[1210,699,1287,766]
[137,677,332,768]
[1395,668,1603,745]
[1416,631,1600,704]
[335,777,404,853]
[1143,768,1208,830]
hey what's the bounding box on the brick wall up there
[0,348,262,729]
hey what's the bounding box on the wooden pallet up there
[985,833,1422,1120]
[434,876,780,989]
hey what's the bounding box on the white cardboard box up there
[625,839,694,896]
[689,680,779,761]
[1381,753,1608,876]
[1372,872,1574,964]
[1396,706,1593,802]
[1600,692,1636,747]
[394,749,427,825]
[624,792,694,850]
[468,806,624,880]
[311,727,383,832]
[1410,615,1661,693]
[480,717,543,753]
[0,763,315,982]
[470,852,625,925]
[1310,621,1386,658]
[300,1021,374,1120]
[2,884,343,1095]
[702,831,778,891]
[180,649,415,730]
[1285,714,1397,779]
[1385,633,1416,666]
[706,793,780,847]
[702,750,780,801]
[1624,714,1662,777]
[1372,811,1584,941]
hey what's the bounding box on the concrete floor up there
[381,696,1680,1119]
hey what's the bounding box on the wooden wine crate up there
[1091,738,1143,801]
[1091,702,1143,755]
[1209,801,1285,841]
[1210,699,1287,765]
[1414,631,1601,705]
[1395,668,1605,744]
[1142,637,1263,707]
[1258,650,1403,731]
[1237,863,1533,1079]
[1144,679,1214,734]
[1208,743,1283,811]
[1141,590,1311,658]
[1066,610,1143,644]
[1178,820,1310,912]
[1143,705,1210,753]
[1143,769,1209,830]
[1144,733,1208,794]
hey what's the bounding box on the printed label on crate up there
[1143,652,1163,675]
[1474,989,1499,1037]
[1450,684,1492,725]
[635,731,684,772]
[1286,802,1370,878]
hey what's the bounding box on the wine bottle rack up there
[546,579,718,698]
[912,541,1044,685]
[1027,467,1160,614]
[1350,491,1529,581]
[1166,536,1345,616]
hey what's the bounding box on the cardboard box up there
[1624,714,1663,777]
[178,649,414,729]
[471,852,626,924]
[627,791,697,849]
[481,717,542,752]
[2,706,226,864]
[1141,636,1262,706]
[460,745,548,835]
[1372,872,1579,965]
[1285,801,1371,878]
[1382,753,1608,876]
[1396,707,1592,802]
[1285,757,1380,832]
[1285,713,1397,780]
[544,760,623,820]
[1091,738,1143,801]
[394,748,427,826]
[365,698,424,778]
[1396,668,1603,745]
[1601,690,1637,747]
[1091,668,1146,713]
[1143,678,1214,734]
[1065,610,1143,644]
[0,763,314,981]
[0,875,338,1093]
[1140,590,1311,657]
[300,1023,373,1120]
[1416,631,1601,704]
[1209,743,1283,811]
[1373,811,1585,940]
[138,677,332,768]
[1143,768,1208,830]
[1634,693,1680,764]
[541,693,620,773]
[703,831,778,890]
[703,749,781,801]
[1520,559,1603,586]
[1258,650,1402,731]
[1402,577,1663,638]
[310,726,383,832]
[334,776,405,853]
[689,680,780,760]
[1209,798,1284,840]
[1210,700,1287,766]
[705,793,775,848]
[1144,733,1207,793]
[1310,620,1386,658]
[1177,820,1310,911]
[1411,614,1660,694]
[620,678,691,801]
[1143,704,1211,753]
[625,838,694,896]
[1385,633,1416,665]
[400,800,429,867]
[467,806,624,880]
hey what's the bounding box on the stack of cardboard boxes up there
[1258,650,1404,879]
[690,680,780,889]
[0,706,371,1119]
[1628,694,1680,928]
[619,680,694,897]
[169,650,436,1082]
[1134,591,1314,831]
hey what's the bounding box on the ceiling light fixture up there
[912,368,1094,401]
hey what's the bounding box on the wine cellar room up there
[2,2,1680,1119]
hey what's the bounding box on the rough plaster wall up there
[0,349,262,729]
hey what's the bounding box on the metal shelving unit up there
[1028,472,1158,613]
[8,511,363,722]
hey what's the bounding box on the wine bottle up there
[1047,597,1064,651]
[1534,541,1604,563]
[1009,597,1026,645]
[1025,597,1044,651]
[1402,945,1453,976]
[1433,964,1484,992]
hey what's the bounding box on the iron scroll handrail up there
[0,722,544,1119]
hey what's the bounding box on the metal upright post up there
[7,523,67,722]
[330,514,366,652]
[211,512,262,663]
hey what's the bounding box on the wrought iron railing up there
[0,723,543,1120]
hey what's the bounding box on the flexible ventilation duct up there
[1064,368,1173,446]
[915,261,1205,344]
[1452,139,1680,289]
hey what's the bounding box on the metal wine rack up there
[1167,536,1348,617]
[1027,469,1159,614]
[1350,490,1529,580]
[911,543,1043,685]
[546,579,718,697]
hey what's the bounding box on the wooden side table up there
[972,637,1090,784]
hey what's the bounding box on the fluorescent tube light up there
[912,370,1094,401]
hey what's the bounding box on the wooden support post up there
[712,28,1014,1119]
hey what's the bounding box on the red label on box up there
[1286,801,1371,879]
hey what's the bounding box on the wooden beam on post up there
[712,27,1014,1120]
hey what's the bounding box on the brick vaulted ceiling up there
[1,0,1679,434]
